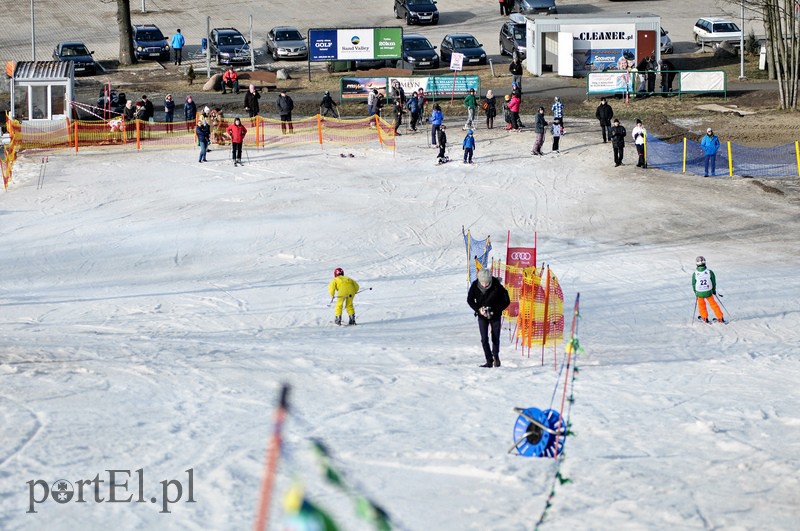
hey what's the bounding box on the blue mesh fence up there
[647,136,799,178]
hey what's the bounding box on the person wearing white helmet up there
[467,268,510,367]
[692,256,725,323]
[328,267,359,325]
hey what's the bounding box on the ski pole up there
[691,298,697,325]
[714,294,732,319]
[327,288,372,307]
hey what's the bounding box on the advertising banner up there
[562,24,636,73]
[309,28,402,61]
[504,246,537,318]
[679,71,725,92]
[340,77,388,100]
[587,71,634,94]
[387,75,480,99]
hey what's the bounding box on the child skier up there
[551,118,562,153]
[692,256,725,323]
[328,267,359,325]
[462,129,476,164]
[502,95,512,130]
[436,124,449,164]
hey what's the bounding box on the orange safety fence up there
[2,114,395,189]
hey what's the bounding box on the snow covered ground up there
[1,119,799,530]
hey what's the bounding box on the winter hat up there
[696,256,706,267]
[440,124,446,130]
[613,118,620,124]
[554,96,560,102]
[203,106,211,114]
[504,94,511,101]
[486,89,493,99]
[707,128,713,133]
[477,268,492,286]
[467,129,473,135]
[636,118,642,124]
[324,90,330,95]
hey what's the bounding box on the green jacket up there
[692,266,716,298]
[464,94,477,109]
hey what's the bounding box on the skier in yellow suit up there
[328,267,359,325]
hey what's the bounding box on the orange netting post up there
[541,266,551,368]
[135,120,141,150]
[74,120,79,153]
[255,115,261,148]
[376,119,383,146]
[317,114,324,148]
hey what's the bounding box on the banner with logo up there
[587,71,634,94]
[504,246,537,318]
[340,77,388,100]
[387,75,480,99]
[309,28,402,61]
[562,24,635,73]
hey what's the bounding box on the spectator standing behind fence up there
[244,84,260,118]
[429,104,443,147]
[637,54,657,94]
[140,95,154,122]
[632,118,647,168]
[184,95,197,132]
[367,89,378,124]
[509,56,523,90]
[610,118,626,167]
[659,59,677,94]
[463,88,477,130]
[171,29,184,66]
[392,99,404,136]
[123,100,135,140]
[226,117,247,166]
[531,107,547,156]
[483,89,496,129]
[277,90,294,134]
[595,97,614,143]
[416,89,427,121]
[196,118,210,163]
[164,94,175,133]
[701,127,721,177]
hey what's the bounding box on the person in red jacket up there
[226,117,247,166]
[221,67,240,94]
[508,93,521,131]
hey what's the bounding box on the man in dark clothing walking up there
[610,118,626,167]
[595,97,614,143]
[467,269,511,367]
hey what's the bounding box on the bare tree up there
[115,0,137,65]
[747,0,799,109]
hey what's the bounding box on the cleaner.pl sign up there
[309,28,402,61]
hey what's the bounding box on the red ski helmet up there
[334,267,344,277]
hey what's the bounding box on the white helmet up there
[696,256,706,267]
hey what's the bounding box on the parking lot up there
[1,0,761,72]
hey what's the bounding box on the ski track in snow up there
[1,118,799,529]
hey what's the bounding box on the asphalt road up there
[2,0,763,72]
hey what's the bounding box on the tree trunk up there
[116,0,137,65]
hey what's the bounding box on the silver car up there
[266,26,308,61]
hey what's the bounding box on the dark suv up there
[209,27,252,66]
[499,17,526,59]
[394,0,439,25]
[133,24,170,61]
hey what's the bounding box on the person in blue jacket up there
[170,29,185,65]
[429,104,443,146]
[462,129,476,164]
[700,127,721,177]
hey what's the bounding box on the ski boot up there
[348,314,356,326]
[493,357,501,367]
[334,316,342,326]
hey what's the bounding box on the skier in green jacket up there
[692,256,724,323]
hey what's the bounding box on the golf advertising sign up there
[309,28,402,61]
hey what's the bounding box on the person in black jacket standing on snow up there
[467,268,511,367]
[595,97,614,143]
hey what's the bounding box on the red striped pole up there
[253,384,291,531]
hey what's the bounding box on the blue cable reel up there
[511,407,567,457]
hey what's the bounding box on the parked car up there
[516,0,557,15]
[52,41,96,75]
[660,27,673,54]
[132,24,170,61]
[399,34,440,69]
[439,34,487,66]
[266,26,308,61]
[209,27,252,66]
[499,14,527,59]
[393,0,439,25]
[693,17,742,47]
[354,59,387,70]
